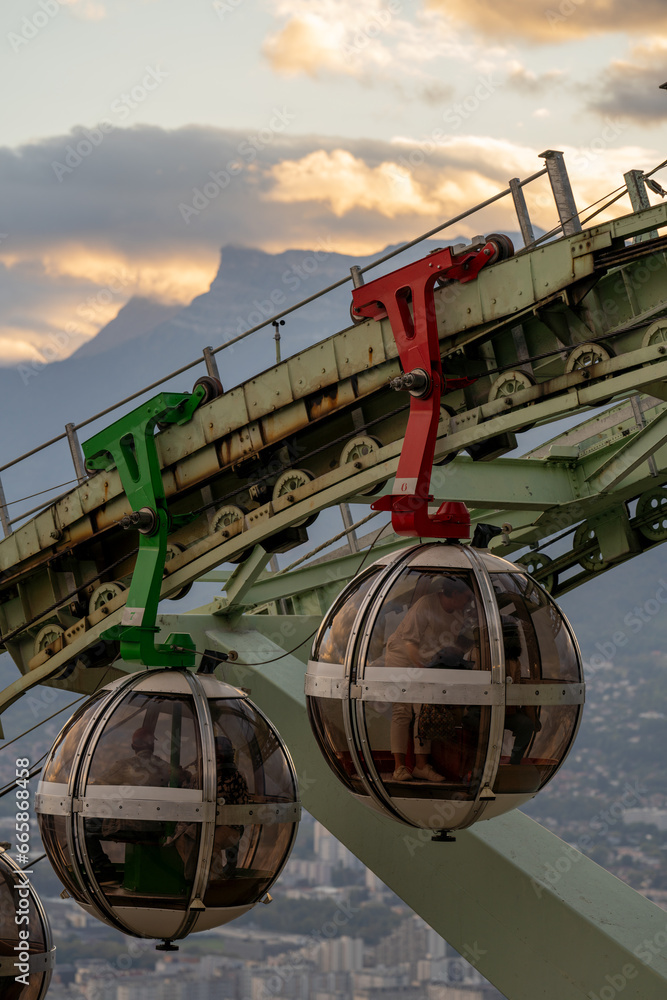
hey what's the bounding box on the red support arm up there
[351,240,503,539]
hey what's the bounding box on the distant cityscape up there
[42,820,505,1000]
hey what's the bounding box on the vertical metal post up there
[624,170,658,243]
[272,321,285,364]
[202,346,222,385]
[350,266,365,288]
[0,476,11,537]
[509,177,535,246]
[65,423,87,485]
[539,150,582,236]
[340,502,359,553]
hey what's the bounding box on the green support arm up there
[82,390,205,667]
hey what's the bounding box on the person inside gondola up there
[502,620,541,764]
[99,727,188,787]
[86,727,192,884]
[461,615,541,765]
[169,736,251,881]
[210,736,251,878]
[385,576,473,782]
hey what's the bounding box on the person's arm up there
[392,597,430,666]
[403,640,423,669]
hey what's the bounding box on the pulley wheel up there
[339,436,385,495]
[489,368,535,402]
[193,374,223,404]
[488,369,536,429]
[212,504,252,563]
[636,487,667,542]
[516,552,557,594]
[34,623,65,656]
[89,581,126,615]
[488,369,535,401]
[565,342,614,374]
[573,522,607,573]
[272,469,318,527]
[641,322,667,349]
[163,543,193,600]
[484,233,515,264]
[350,302,365,326]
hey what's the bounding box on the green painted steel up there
[140,613,667,1000]
[2,203,667,996]
[2,206,667,688]
[82,390,204,667]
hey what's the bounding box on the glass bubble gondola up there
[306,543,584,835]
[35,669,300,947]
[0,846,55,1000]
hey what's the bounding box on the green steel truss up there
[1,202,667,998]
[2,205,667,688]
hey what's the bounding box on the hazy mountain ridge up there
[0,234,526,504]
[70,297,183,360]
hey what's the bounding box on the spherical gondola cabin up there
[0,845,55,1000]
[306,543,584,836]
[35,669,300,947]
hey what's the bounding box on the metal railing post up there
[272,320,285,364]
[350,266,365,288]
[0,477,11,537]
[540,150,582,236]
[65,423,87,485]
[202,346,222,385]
[624,170,658,243]
[509,177,535,246]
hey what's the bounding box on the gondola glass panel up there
[0,848,55,1000]
[306,543,585,835]
[203,700,298,908]
[36,669,300,946]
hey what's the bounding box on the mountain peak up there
[71,296,183,361]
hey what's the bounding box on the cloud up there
[262,0,474,97]
[263,133,662,247]
[0,122,659,365]
[263,0,403,79]
[0,331,46,365]
[263,16,351,78]
[506,63,566,95]
[267,149,440,217]
[587,40,667,123]
[427,0,667,43]
[66,0,107,19]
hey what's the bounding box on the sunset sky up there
[1,0,666,366]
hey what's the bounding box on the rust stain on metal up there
[217,432,255,469]
[261,405,308,448]
[306,384,339,422]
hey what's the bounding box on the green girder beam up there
[2,194,667,1000]
[204,537,409,610]
[584,408,667,492]
[432,457,580,510]
[3,207,667,689]
[152,614,667,1000]
[82,390,204,667]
